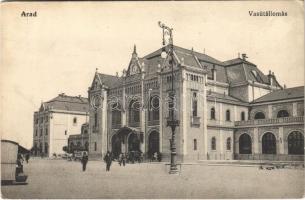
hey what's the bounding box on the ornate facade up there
[87,45,304,161]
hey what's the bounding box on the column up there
[279,126,284,154]
[158,71,163,152]
[101,89,108,156]
[182,69,187,156]
[122,83,127,126]
[233,105,237,121]
[253,128,259,154]
[292,102,298,117]
[203,74,208,159]
[219,130,224,160]
[268,105,272,119]
[219,103,223,125]
[140,73,145,153]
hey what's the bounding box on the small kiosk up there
[1,140,28,184]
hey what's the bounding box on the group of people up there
[80,150,162,172]
[149,152,162,162]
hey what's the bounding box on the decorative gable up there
[90,73,102,90]
[126,45,142,76]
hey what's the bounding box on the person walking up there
[103,151,112,172]
[118,153,123,166]
[25,153,30,163]
[81,152,88,171]
[122,153,126,167]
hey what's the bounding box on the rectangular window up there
[40,129,43,136]
[65,130,67,135]
[45,128,48,135]
[94,142,97,151]
[194,139,197,151]
[192,92,198,117]
[35,130,38,136]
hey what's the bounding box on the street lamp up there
[158,21,180,174]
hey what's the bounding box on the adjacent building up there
[68,123,89,152]
[33,93,89,157]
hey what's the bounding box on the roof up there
[143,45,228,83]
[144,45,223,65]
[42,94,89,113]
[97,73,123,88]
[224,58,273,86]
[253,86,304,103]
[222,58,256,67]
[207,91,248,105]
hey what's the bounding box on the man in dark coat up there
[81,152,89,171]
[103,151,112,171]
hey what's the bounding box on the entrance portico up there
[110,127,142,158]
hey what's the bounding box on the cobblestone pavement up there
[1,159,304,199]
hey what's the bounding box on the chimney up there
[242,53,248,60]
[268,70,273,86]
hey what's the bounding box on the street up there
[1,159,304,199]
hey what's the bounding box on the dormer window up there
[251,70,262,82]
[251,70,258,78]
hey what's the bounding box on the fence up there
[234,153,304,161]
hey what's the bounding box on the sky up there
[1,1,304,148]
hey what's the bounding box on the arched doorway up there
[148,131,159,157]
[128,133,140,152]
[262,132,276,154]
[239,133,252,154]
[111,134,122,159]
[288,131,304,155]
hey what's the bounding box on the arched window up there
[226,138,231,151]
[211,137,216,150]
[241,112,245,121]
[149,96,160,121]
[288,131,304,155]
[112,103,122,126]
[210,107,216,120]
[129,100,140,124]
[192,92,198,117]
[262,132,276,154]
[239,133,252,154]
[254,112,265,119]
[194,139,197,151]
[277,110,289,118]
[226,110,231,121]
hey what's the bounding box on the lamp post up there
[158,21,180,174]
